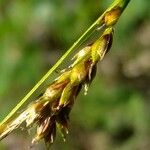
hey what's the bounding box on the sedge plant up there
[0,0,130,149]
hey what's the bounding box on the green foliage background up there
[0,0,150,149]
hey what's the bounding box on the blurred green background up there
[0,0,150,150]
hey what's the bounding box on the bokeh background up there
[0,0,150,150]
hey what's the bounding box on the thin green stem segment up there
[0,0,130,126]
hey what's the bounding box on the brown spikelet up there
[0,27,113,148]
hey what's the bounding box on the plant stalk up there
[0,0,130,126]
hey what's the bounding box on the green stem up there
[0,0,130,126]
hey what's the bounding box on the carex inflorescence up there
[0,0,130,149]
